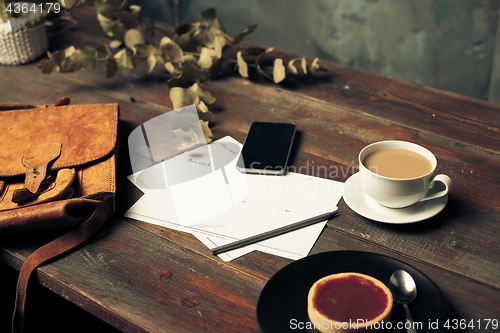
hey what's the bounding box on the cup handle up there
[420,174,453,202]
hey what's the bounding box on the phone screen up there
[236,122,296,175]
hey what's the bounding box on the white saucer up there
[343,173,448,224]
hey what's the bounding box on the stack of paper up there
[124,136,344,261]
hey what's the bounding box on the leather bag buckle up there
[12,143,62,203]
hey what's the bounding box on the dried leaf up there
[200,120,213,143]
[213,17,225,32]
[273,58,286,84]
[208,58,223,80]
[164,62,174,74]
[94,0,125,15]
[138,17,155,39]
[109,40,123,49]
[0,1,7,23]
[134,43,153,56]
[174,24,200,52]
[188,83,216,105]
[64,46,77,58]
[308,57,327,73]
[147,54,156,73]
[181,63,209,81]
[196,101,217,122]
[197,100,209,112]
[112,20,126,40]
[256,47,274,81]
[232,24,257,44]
[96,12,126,40]
[129,5,141,13]
[114,47,135,69]
[160,37,183,63]
[159,36,172,47]
[213,35,227,59]
[60,0,80,10]
[155,54,165,66]
[164,62,182,76]
[93,1,110,15]
[106,56,118,77]
[49,49,67,66]
[60,46,97,72]
[288,58,299,75]
[96,12,115,37]
[199,8,216,25]
[236,50,248,78]
[311,57,319,70]
[183,54,198,65]
[168,71,195,88]
[301,57,307,74]
[198,47,213,69]
[203,25,223,49]
[39,58,56,74]
[170,87,200,110]
[124,29,145,52]
[199,8,224,48]
[199,8,224,31]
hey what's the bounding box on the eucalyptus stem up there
[40,5,325,88]
[154,24,174,37]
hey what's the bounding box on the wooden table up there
[1,7,499,333]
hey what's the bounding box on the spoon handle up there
[403,304,418,333]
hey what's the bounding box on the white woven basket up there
[0,21,48,66]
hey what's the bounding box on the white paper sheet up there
[124,136,344,261]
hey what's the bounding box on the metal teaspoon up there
[389,270,418,333]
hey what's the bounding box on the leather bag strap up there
[11,192,115,333]
[0,97,71,111]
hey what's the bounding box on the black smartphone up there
[236,121,296,175]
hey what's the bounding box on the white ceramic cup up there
[358,141,453,208]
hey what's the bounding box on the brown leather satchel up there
[0,98,118,333]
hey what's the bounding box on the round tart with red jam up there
[307,272,393,332]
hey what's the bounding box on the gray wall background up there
[131,0,500,104]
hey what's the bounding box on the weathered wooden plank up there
[123,217,500,331]
[3,220,498,333]
[0,260,123,333]
[1,218,264,333]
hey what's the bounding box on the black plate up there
[257,251,450,332]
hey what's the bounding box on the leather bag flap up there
[1,103,118,177]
